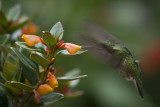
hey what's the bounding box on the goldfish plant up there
[0,21,87,107]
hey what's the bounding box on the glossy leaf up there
[15,42,44,53]
[4,82,21,94]
[6,53,17,64]
[1,45,9,58]
[66,68,81,76]
[0,82,16,98]
[5,81,34,91]
[57,75,87,81]
[11,47,39,77]
[3,61,19,81]
[56,50,87,57]
[14,70,22,82]
[42,32,56,48]
[7,4,20,21]
[25,92,64,107]
[18,48,38,85]
[0,34,9,46]
[50,22,64,40]
[1,52,5,69]
[0,11,8,27]
[30,53,50,68]
[65,69,81,88]
[19,61,37,85]
[0,72,9,81]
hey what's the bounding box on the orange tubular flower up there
[21,34,42,46]
[62,43,82,54]
[37,84,53,95]
[22,23,39,35]
[49,74,58,89]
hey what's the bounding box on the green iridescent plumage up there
[81,23,143,98]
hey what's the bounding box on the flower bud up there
[33,89,43,104]
[37,84,53,95]
[62,43,82,54]
[21,34,41,46]
[49,74,58,89]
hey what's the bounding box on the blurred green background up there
[2,0,160,107]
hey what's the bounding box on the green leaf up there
[66,69,81,88]
[18,48,39,85]
[4,82,21,94]
[25,92,64,107]
[11,47,39,77]
[6,53,17,64]
[14,70,21,82]
[30,53,50,68]
[1,52,5,69]
[0,35,9,47]
[1,45,9,57]
[19,61,37,85]
[8,18,29,33]
[41,92,64,106]
[56,50,87,57]
[15,42,45,54]
[3,61,19,81]
[0,72,9,81]
[0,10,8,27]
[57,75,87,81]
[66,68,81,76]
[0,83,15,98]
[50,22,64,40]
[5,81,34,92]
[42,32,56,48]
[0,82,16,98]
[7,4,20,21]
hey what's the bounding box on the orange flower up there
[22,23,39,35]
[37,84,53,95]
[62,43,82,54]
[49,74,58,89]
[21,34,41,46]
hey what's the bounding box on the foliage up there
[0,2,87,107]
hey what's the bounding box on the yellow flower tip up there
[63,43,82,54]
[49,74,58,89]
[21,34,41,47]
[37,84,53,95]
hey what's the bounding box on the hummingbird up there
[81,23,143,99]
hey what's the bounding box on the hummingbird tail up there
[133,79,144,99]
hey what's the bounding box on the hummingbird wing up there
[83,22,121,44]
[80,23,123,69]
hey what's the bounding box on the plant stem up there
[18,44,58,106]
[18,93,33,107]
